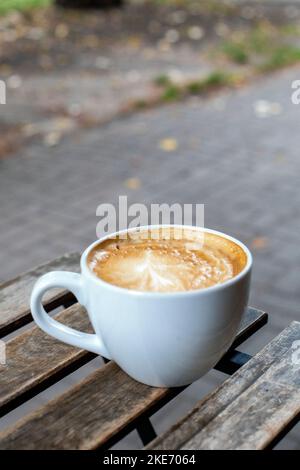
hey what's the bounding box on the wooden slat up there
[0,304,94,417]
[0,362,170,450]
[148,321,300,450]
[0,307,266,420]
[0,308,267,450]
[0,253,80,337]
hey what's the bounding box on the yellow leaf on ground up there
[44,132,62,147]
[55,24,69,39]
[124,177,141,190]
[275,152,286,164]
[251,237,268,250]
[187,26,205,40]
[83,35,99,48]
[159,138,178,152]
[127,36,141,48]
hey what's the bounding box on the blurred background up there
[0,0,300,449]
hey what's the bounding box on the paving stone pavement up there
[1,66,300,448]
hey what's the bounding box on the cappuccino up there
[87,228,247,293]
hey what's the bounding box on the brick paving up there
[1,66,300,448]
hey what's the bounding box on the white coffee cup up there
[30,225,252,387]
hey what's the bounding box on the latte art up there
[87,228,247,293]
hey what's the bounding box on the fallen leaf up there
[127,36,141,48]
[44,132,62,147]
[124,177,141,190]
[215,22,230,37]
[53,117,74,131]
[22,123,39,137]
[275,152,286,163]
[7,75,22,89]
[157,40,171,53]
[251,237,268,250]
[0,64,12,75]
[187,26,205,41]
[253,100,282,118]
[55,24,69,39]
[159,138,178,152]
[142,48,156,60]
[83,35,99,48]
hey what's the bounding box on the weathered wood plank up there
[0,253,80,337]
[0,308,267,449]
[148,321,300,450]
[0,304,94,417]
[0,307,266,420]
[0,362,170,450]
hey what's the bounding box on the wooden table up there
[0,253,299,450]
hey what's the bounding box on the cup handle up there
[30,271,111,359]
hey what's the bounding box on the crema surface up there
[87,228,247,293]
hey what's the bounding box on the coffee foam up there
[87,228,247,293]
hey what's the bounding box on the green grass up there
[259,44,300,71]
[187,71,231,94]
[0,0,51,15]
[153,70,235,104]
[220,22,300,72]
[248,27,271,55]
[154,75,172,87]
[161,84,182,101]
[222,41,248,64]
[221,26,272,64]
[280,23,300,36]
[134,99,148,109]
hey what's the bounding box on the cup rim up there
[81,225,252,298]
